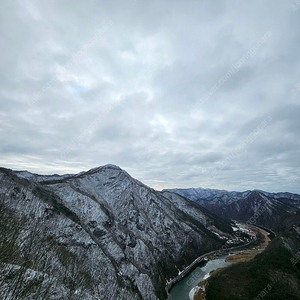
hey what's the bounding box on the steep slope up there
[0,165,235,300]
[166,188,300,230]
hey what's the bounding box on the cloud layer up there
[1,0,300,193]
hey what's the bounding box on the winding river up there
[168,226,273,300]
[168,254,232,300]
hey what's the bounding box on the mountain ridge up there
[165,187,300,229]
[0,165,238,300]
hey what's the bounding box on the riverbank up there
[166,223,259,298]
[225,250,260,263]
[166,239,253,297]
[192,227,271,300]
[225,227,270,263]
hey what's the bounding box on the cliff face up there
[0,165,234,300]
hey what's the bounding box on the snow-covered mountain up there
[164,187,253,206]
[165,187,300,229]
[0,165,236,300]
[14,170,75,182]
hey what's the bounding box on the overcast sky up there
[1,0,300,193]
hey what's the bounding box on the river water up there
[168,254,232,300]
[168,226,272,300]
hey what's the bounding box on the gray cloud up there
[1,0,300,193]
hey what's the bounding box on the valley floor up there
[193,226,271,300]
[199,224,300,300]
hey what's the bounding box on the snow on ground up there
[234,222,256,237]
[212,231,227,240]
[189,286,200,300]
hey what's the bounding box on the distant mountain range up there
[164,187,300,229]
[0,165,236,300]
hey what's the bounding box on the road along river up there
[167,226,271,300]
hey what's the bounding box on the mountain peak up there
[101,163,121,169]
[81,164,122,175]
[250,190,262,196]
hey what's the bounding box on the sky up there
[1,0,300,193]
